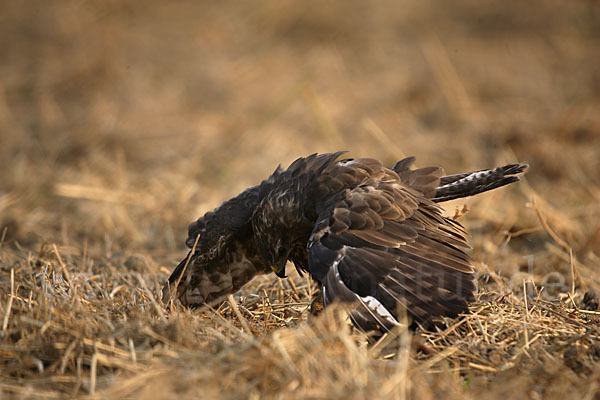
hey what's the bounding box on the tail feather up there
[433,163,528,203]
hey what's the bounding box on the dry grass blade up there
[0,227,7,249]
[421,34,476,120]
[531,199,587,292]
[166,233,200,306]
[2,268,14,332]
[228,294,252,335]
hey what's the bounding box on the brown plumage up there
[163,152,527,331]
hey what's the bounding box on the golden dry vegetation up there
[1,1,600,398]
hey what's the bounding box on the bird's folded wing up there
[308,174,475,330]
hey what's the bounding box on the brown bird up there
[163,152,527,331]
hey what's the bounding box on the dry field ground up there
[1,1,600,398]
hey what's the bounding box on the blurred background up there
[0,0,599,284]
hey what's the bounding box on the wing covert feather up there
[308,158,475,328]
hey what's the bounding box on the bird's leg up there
[411,331,435,355]
[309,287,324,315]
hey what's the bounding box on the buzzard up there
[163,152,527,331]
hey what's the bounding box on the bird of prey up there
[163,152,527,331]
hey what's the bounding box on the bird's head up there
[252,179,309,279]
[252,200,295,279]
[256,234,291,278]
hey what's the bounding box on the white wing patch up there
[323,247,400,330]
[358,295,400,327]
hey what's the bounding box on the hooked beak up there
[271,262,287,278]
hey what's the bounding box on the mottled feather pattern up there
[165,152,527,332]
[306,161,476,328]
[433,163,528,202]
[164,172,282,305]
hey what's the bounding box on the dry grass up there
[1,1,600,398]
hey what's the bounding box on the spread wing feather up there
[308,159,475,329]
